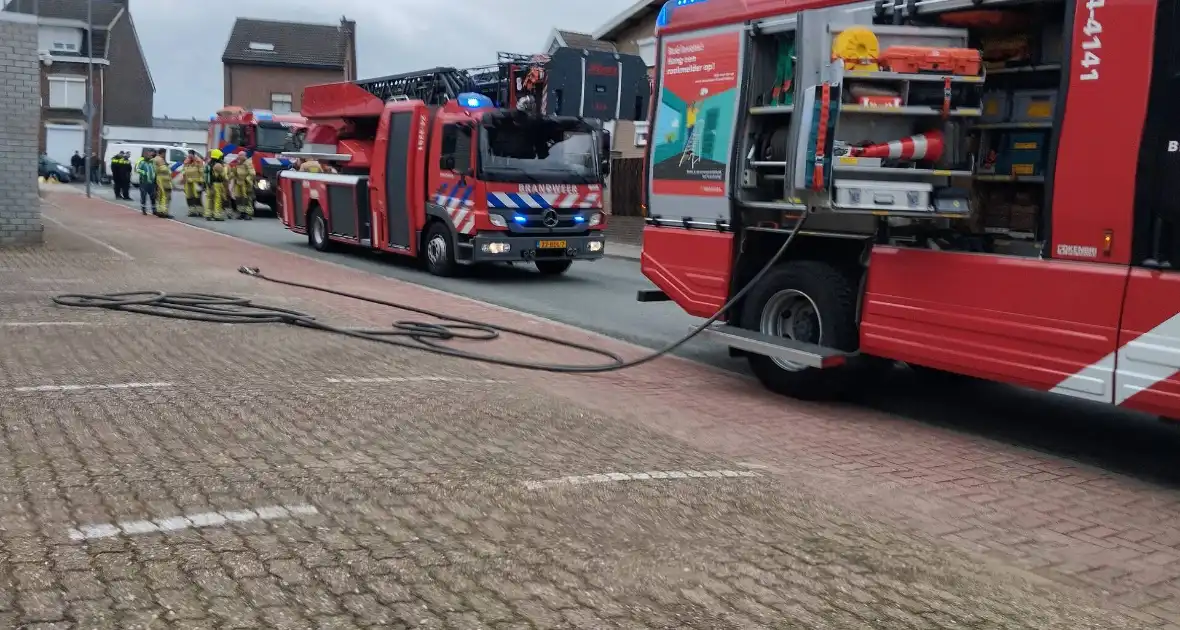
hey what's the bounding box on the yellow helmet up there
[209,149,224,160]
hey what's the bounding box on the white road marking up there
[325,376,506,384]
[1,321,101,327]
[11,382,173,392]
[68,503,319,541]
[40,212,134,260]
[737,462,770,470]
[525,469,758,490]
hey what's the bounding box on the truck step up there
[636,289,669,302]
[697,325,848,369]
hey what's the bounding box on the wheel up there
[423,222,458,277]
[308,207,332,252]
[47,173,60,182]
[738,260,861,400]
[535,260,573,275]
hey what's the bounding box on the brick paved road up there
[0,193,1162,628]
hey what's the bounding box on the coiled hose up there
[52,218,805,373]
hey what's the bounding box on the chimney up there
[339,16,357,80]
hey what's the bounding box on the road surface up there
[92,186,1180,490]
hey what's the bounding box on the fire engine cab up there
[278,49,649,276]
[638,0,1180,420]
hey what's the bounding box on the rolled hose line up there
[52,217,806,373]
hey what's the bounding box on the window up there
[440,124,472,172]
[271,93,293,114]
[634,121,649,147]
[636,37,656,68]
[52,41,77,52]
[169,149,186,163]
[248,42,275,51]
[47,76,85,109]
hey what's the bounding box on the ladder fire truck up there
[278,48,649,276]
[638,0,1180,419]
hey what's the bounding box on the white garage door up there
[45,123,85,165]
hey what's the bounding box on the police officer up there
[110,152,132,200]
[181,150,204,216]
[151,148,173,218]
[228,155,256,220]
[204,149,228,221]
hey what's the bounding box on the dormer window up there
[248,42,275,52]
[52,42,78,52]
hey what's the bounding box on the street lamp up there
[83,0,93,198]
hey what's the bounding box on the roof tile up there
[222,17,348,69]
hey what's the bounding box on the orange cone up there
[852,131,944,162]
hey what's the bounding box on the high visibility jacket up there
[299,160,322,173]
[181,158,203,181]
[135,159,156,183]
[231,160,255,182]
[207,162,227,183]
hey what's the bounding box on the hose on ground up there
[53,217,806,373]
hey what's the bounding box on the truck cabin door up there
[1115,0,1180,418]
[429,122,477,239]
[383,109,422,251]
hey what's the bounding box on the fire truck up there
[277,49,649,276]
[209,107,308,209]
[638,0,1180,419]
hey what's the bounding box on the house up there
[592,1,660,159]
[542,29,617,55]
[2,0,155,165]
[222,17,357,114]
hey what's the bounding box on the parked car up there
[38,156,73,182]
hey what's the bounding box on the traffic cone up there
[852,131,944,162]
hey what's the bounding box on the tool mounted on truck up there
[277,47,649,277]
[638,0,1180,421]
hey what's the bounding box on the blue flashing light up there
[658,0,708,28]
[513,215,527,224]
[573,215,585,223]
[457,92,493,109]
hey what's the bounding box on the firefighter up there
[298,157,323,173]
[181,150,204,216]
[228,154,256,220]
[203,149,228,221]
[151,148,173,218]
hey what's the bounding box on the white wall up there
[103,125,207,151]
[38,25,81,53]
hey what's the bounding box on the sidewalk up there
[0,190,1158,627]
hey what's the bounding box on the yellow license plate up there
[537,240,566,249]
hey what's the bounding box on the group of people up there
[106,148,258,221]
[69,151,104,183]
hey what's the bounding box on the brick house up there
[2,0,155,164]
[222,17,357,114]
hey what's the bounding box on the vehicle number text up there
[1078,0,1102,82]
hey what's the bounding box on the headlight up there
[587,241,603,252]
[255,179,270,191]
[488,214,507,227]
[587,212,603,227]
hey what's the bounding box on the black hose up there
[53,216,806,373]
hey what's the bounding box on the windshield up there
[480,118,599,183]
[255,125,292,152]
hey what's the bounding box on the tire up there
[308,207,332,252]
[48,173,60,182]
[423,222,458,277]
[738,260,861,400]
[535,260,573,276]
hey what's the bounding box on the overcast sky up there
[131,0,639,119]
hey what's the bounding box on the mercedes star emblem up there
[542,210,559,227]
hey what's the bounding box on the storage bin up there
[834,179,933,211]
[1010,90,1057,122]
[995,131,1047,176]
[980,91,1010,123]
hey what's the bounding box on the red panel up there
[1116,270,1180,418]
[336,139,373,170]
[301,82,386,119]
[860,247,1126,391]
[640,227,733,319]
[1049,0,1156,265]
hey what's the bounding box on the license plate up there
[537,240,567,249]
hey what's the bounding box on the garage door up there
[45,123,85,165]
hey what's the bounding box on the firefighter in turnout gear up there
[228,155,255,219]
[181,150,204,216]
[151,148,173,217]
[204,150,228,221]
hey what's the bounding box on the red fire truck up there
[277,49,649,276]
[209,107,308,209]
[638,0,1180,419]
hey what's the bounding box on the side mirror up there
[600,159,611,177]
[439,155,455,171]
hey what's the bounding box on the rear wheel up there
[535,260,573,276]
[309,207,332,252]
[423,222,458,277]
[738,260,861,400]
[47,173,60,182]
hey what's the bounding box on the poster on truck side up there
[651,31,741,197]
